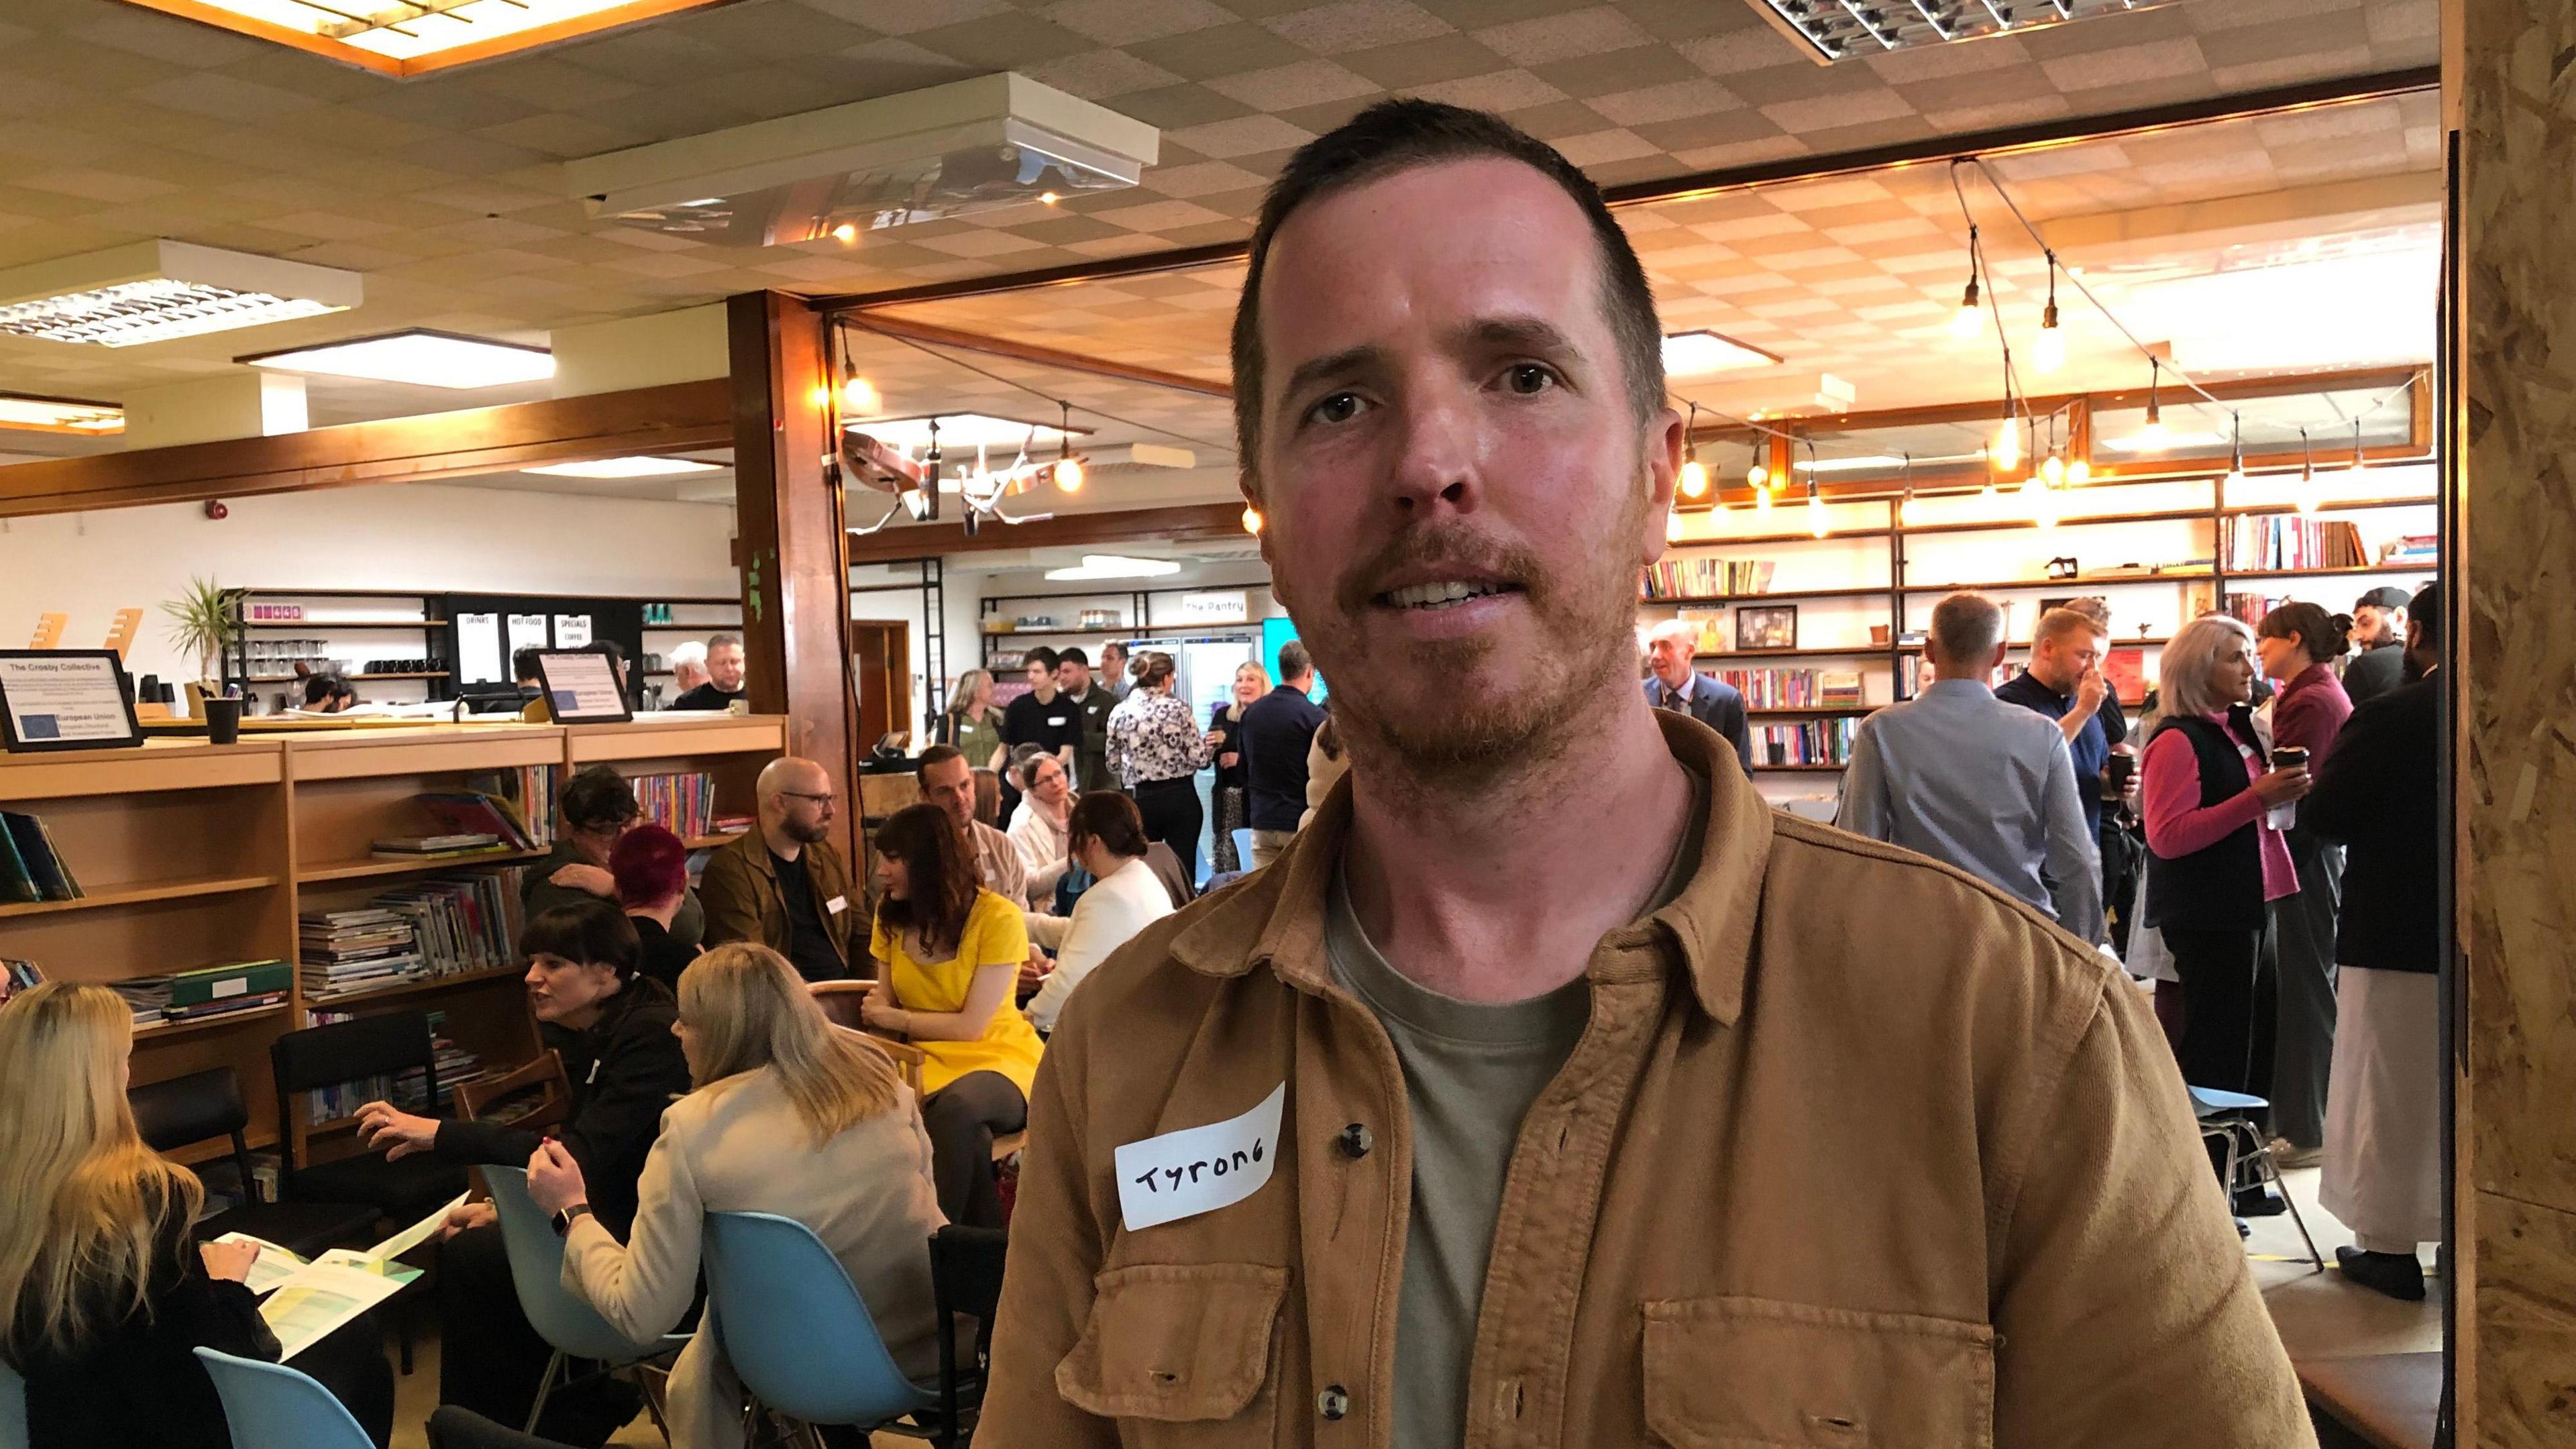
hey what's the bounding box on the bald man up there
[696,757,860,981]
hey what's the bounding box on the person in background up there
[665,641,710,700]
[515,646,553,722]
[1998,607,2145,951]
[2141,614,2309,1218]
[2341,586,2412,706]
[2254,602,2357,1171]
[696,757,859,983]
[1106,651,1216,882]
[527,764,706,949]
[971,768,1002,830]
[669,633,745,712]
[593,640,633,704]
[1242,639,1328,866]
[1008,752,1075,910]
[1024,793,1175,1034]
[859,804,1042,1228]
[0,982,395,1449]
[936,667,1007,771]
[611,823,699,991]
[1208,660,1269,873]
[1837,593,2104,942]
[1640,617,1754,775]
[531,943,946,1449]
[1000,646,1079,781]
[1301,704,1347,830]
[1097,641,1130,700]
[301,672,357,712]
[1055,648,1122,794]
[916,744,1027,905]
[357,901,688,1444]
[2304,582,2443,1300]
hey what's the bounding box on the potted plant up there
[161,576,246,702]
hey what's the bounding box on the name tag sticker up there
[1115,1082,1287,1231]
[1047,715,1069,727]
[826,895,849,915]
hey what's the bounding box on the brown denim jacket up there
[984,712,2311,1448]
[694,828,861,975]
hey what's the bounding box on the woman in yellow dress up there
[860,803,1042,1227]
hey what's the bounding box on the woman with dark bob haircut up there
[2253,600,2356,1166]
[352,900,692,1440]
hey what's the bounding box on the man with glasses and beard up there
[698,757,859,982]
[984,100,2305,1448]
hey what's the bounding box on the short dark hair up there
[1277,639,1312,681]
[559,763,639,832]
[2257,602,2352,664]
[520,900,641,981]
[915,743,965,781]
[303,672,354,707]
[1055,647,1089,668]
[2409,582,2441,651]
[1230,99,1663,489]
[2357,586,2412,612]
[1019,645,1059,672]
[706,631,741,652]
[513,647,545,684]
[1100,641,1127,659]
[608,822,689,908]
[1068,790,1149,860]
[592,639,627,670]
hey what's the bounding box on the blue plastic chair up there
[193,1346,374,1449]
[1,1354,27,1449]
[2188,1085,2322,1271]
[1232,828,1258,871]
[700,1210,935,1437]
[482,1167,684,1437]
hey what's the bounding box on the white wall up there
[0,482,737,690]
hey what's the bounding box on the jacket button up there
[1337,1123,1373,1159]
[1318,1385,1350,1421]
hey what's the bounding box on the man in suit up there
[1642,618,1753,774]
[2341,586,2411,705]
[2303,581,2442,1299]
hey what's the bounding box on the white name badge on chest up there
[826,895,848,915]
[1114,1082,1287,1231]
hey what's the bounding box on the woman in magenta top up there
[2252,602,2357,1161]
[2139,614,2310,1109]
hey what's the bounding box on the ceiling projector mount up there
[564,73,1160,248]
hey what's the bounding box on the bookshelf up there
[1650,464,2438,785]
[0,716,785,1168]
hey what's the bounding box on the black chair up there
[427,1405,579,1449]
[129,1067,380,1259]
[270,1011,470,1222]
[928,1224,1009,1448]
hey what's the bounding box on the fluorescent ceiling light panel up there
[1662,330,1780,376]
[109,0,728,76]
[522,456,722,478]
[0,241,358,349]
[1044,554,1183,582]
[850,413,1084,452]
[1746,0,2182,63]
[0,392,124,435]
[241,329,554,389]
[566,74,1160,246]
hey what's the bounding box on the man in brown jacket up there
[983,101,2312,1448]
[696,756,860,982]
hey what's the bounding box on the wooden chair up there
[806,982,1023,1161]
[455,1051,572,1133]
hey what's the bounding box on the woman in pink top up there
[2254,602,2357,1163]
[2139,615,2310,1114]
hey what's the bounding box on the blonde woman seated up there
[525,944,945,1449]
[0,983,394,1449]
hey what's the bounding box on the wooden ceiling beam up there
[840,312,1232,400]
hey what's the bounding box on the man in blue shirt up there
[1640,619,1753,775]
[1994,607,2125,837]
[1239,640,1328,867]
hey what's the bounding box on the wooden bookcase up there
[0,715,786,1169]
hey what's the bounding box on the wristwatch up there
[553,1202,593,1234]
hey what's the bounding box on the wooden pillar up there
[728,290,859,865]
[2454,1,2576,1441]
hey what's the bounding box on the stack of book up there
[1819,670,1865,706]
[1709,667,1819,707]
[299,908,425,1000]
[2223,515,2367,570]
[2381,533,2437,565]
[416,767,555,852]
[632,772,719,841]
[111,977,174,1028]
[162,961,290,1025]
[1640,556,1776,601]
[0,810,83,903]
[376,871,521,978]
[370,833,502,859]
[1752,718,1857,767]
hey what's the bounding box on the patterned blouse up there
[1106,688,1214,787]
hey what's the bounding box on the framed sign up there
[533,650,632,724]
[0,650,144,752]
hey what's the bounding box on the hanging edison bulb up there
[841,376,881,415]
[1053,456,1085,493]
[1951,280,1984,339]
[1807,483,1829,539]
[2065,457,2091,488]
[2031,297,2064,376]
[2040,452,2065,488]
[1678,454,1710,500]
[2293,428,2322,517]
[1993,417,2021,472]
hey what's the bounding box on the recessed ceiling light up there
[1662,330,1780,377]
[109,0,729,77]
[1044,554,1183,582]
[0,241,358,348]
[240,329,554,389]
[0,392,124,435]
[849,413,1087,452]
[521,456,724,478]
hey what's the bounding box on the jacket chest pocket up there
[1642,1297,1995,1449]
[1056,1263,1287,1448]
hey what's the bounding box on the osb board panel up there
[2472,1192,2576,1448]
[2461,0,2576,1220]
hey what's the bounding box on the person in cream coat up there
[1024,792,1177,1033]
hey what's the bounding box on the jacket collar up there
[1169,710,1772,1025]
